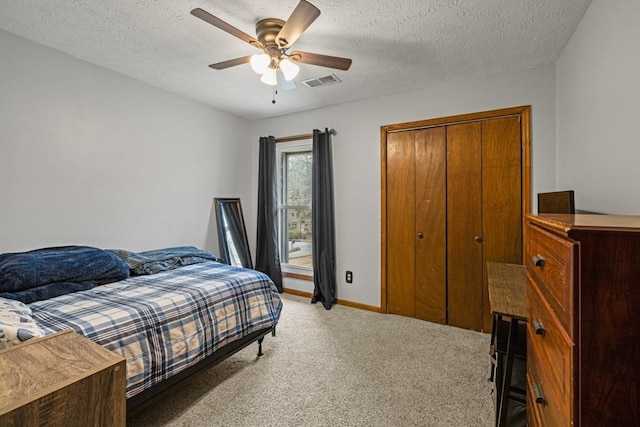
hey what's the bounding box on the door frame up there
[380,106,532,313]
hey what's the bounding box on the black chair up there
[489,317,527,426]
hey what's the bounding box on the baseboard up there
[282,287,311,298]
[282,288,382,313]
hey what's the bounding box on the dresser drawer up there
[527,369,566,427]
[527,280,574,426]
[525,222,577,335]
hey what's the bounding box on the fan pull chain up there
[272,85,277,104]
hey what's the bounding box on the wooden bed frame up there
[126,326,275,416]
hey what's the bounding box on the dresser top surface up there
[527,214,640,233]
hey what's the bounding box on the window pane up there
[277,145,313,270]
[286,152,312,206]
[284,207,312,267]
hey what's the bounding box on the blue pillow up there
[0,246,130,297]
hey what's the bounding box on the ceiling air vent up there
[302,74,342,88]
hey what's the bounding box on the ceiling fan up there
[191,0,352,87]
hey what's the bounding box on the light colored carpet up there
[127,293,494,427]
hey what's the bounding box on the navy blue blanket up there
[108,246,220,276]
[0,246,130,303]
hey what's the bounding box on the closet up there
[381,106,531,332]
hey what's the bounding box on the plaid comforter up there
[28,261,282,398]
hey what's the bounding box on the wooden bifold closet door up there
[387,127,447,323]
[383,107,529,332]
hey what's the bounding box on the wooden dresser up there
[525,214,640,426]
[0,330,126,426]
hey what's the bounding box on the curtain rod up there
[275,128,336,143]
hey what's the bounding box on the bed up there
[0,245,282,414]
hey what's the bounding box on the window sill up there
[282,267,313,282]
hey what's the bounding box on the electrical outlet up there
[346,271,353,283]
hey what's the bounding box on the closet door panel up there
[383,107,529,332]
[447,122,483,331]
[481,116,523,331]
[386,131,416,316]
[414,127,447,324]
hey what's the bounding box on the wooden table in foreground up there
[0,329,126,427]
[487,262,527,427]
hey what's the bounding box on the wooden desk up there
[0,330,126,426]
[487,262,527,427]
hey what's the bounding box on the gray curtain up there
[311,129,336,309]
[256,136,283,292]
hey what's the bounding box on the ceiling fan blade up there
[276,0,320,48]
[209,56,252,70]
[191,8,263,49]
[289,51,352,71]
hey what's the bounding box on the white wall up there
[251,65,557,308]
[556,0,640,214]
[0,30,252,254]
[1,27,561,310]
[4,0,634,310]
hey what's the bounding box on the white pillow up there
[0,297,44,349]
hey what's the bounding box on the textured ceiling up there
[0,0,592,120]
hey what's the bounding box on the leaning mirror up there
[214,198,253,269]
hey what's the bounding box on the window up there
[277,140,313,272]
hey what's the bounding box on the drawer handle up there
[531,318,545,336]
[533,382,546,405]
[532,254,545,267]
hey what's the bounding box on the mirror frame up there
[214,198,253,269]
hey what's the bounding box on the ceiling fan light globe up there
[250,53,271,74]
[260,68,277,85]
[279,58,300,81]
